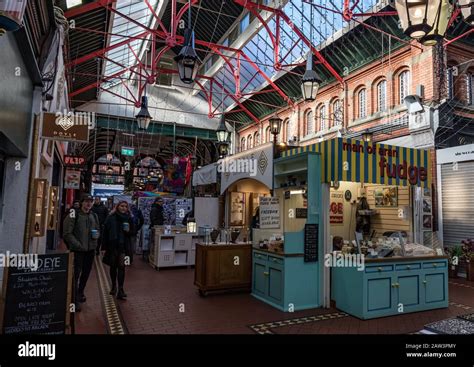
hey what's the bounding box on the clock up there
[345,190,352,202]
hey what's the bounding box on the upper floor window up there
[265,126,271,143]
[446,67,455,100]
[247,135,253,149]
[358,89,367,119]
[254,132,260,146]
[240,138,246,152]
[467,73,474,105]
[305,110,314,136]
[333,99,343,127]
[377,80,387,112]
[285,119,291,143]
[399,70,410,105]
[319,106,327,131]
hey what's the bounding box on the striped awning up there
[281,138,432,188]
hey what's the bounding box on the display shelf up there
[160,237,174,251]
[274,168,307,177]
[174,251,188,265]
[150,229,197,270]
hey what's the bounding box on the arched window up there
[247,134,252,149]
[305,110,314,136]
[254,132,260,146]
[333,99,343,127]
[240,137,246,152]
[358,89,367,119]
[399,70,410,105]
[446,66,455,100]
[285,119,291,143]
[377,80,387,112]
[265,126,271,143]
[319,105,327,131]
[467,73,474,105]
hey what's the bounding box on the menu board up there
[304,224,318,262]
[1,253,72,335]
[259,197,280,229]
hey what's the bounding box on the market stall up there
[250,138,448,318]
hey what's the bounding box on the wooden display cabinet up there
[194,243,252,296]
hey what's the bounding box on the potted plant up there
[445,245,463,278]
[461,239,474,281]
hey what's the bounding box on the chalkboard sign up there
[0,253,73,335]
[296,208,307,218]
[304,224,318,262]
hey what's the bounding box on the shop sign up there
[436,143,474,164]
[330,192,343,224]
[64,155,86,168]
[64,169,80,189]
[121,146,135,156]
[259,197,280,229]
[42,112,91,143]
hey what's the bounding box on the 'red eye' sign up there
[64,156,86,168]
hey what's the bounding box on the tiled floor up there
[75,257,474,334]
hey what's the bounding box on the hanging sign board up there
[259,197,280,229]
[42,112,90,143]
[64,170,81,189]
[64,155,86,168]
[0,253,73,335]
[121,146,135,156]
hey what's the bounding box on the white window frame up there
[377,80,387,112]
[399,70,410,105]
[358,89,367,119]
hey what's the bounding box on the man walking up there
[63,194,100,311]
[92,196,109,255]
[150,197,165,226]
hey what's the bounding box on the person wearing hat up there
[63,193,100,312]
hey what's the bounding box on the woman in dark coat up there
[102,201,136,299]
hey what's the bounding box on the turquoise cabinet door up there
[424,272,446,304]
[396,275,420,308]
[366,275,393,312]
[253,262,267,297]
[268,266,283,304]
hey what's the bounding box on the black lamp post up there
[269,116,282,158]
[394,0,440,40]
[301,52,322,102]
[174,0,200,84]
[218,143,229,158]
[136,96,152,130]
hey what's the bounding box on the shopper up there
[130,196,144,254]
[92,196,109,255]
[150,197,165,226]
[63,194,100,312]
[102,201,136,300]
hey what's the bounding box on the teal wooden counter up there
[252,249,319,312]
[331,257,449,319]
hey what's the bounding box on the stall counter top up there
[364,255,448,263]
[253,247,304,258]
[198,242,251,246]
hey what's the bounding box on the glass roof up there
[207,0,379,110]
[104,0,159,89]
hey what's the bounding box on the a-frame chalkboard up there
[0,252,73,335]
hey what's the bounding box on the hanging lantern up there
[187,217,197,233]
[361,130,373,143]
[394,0,440,39]
[421,0,453,46]
[0,0,27,35]
[175,28,200,84]
[216,114,229,143]
[301,52,322,102]
[136,96,152,130]
[459,0,474,25]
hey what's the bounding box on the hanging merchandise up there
[0,0,27,35]
[162,157,188,194]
